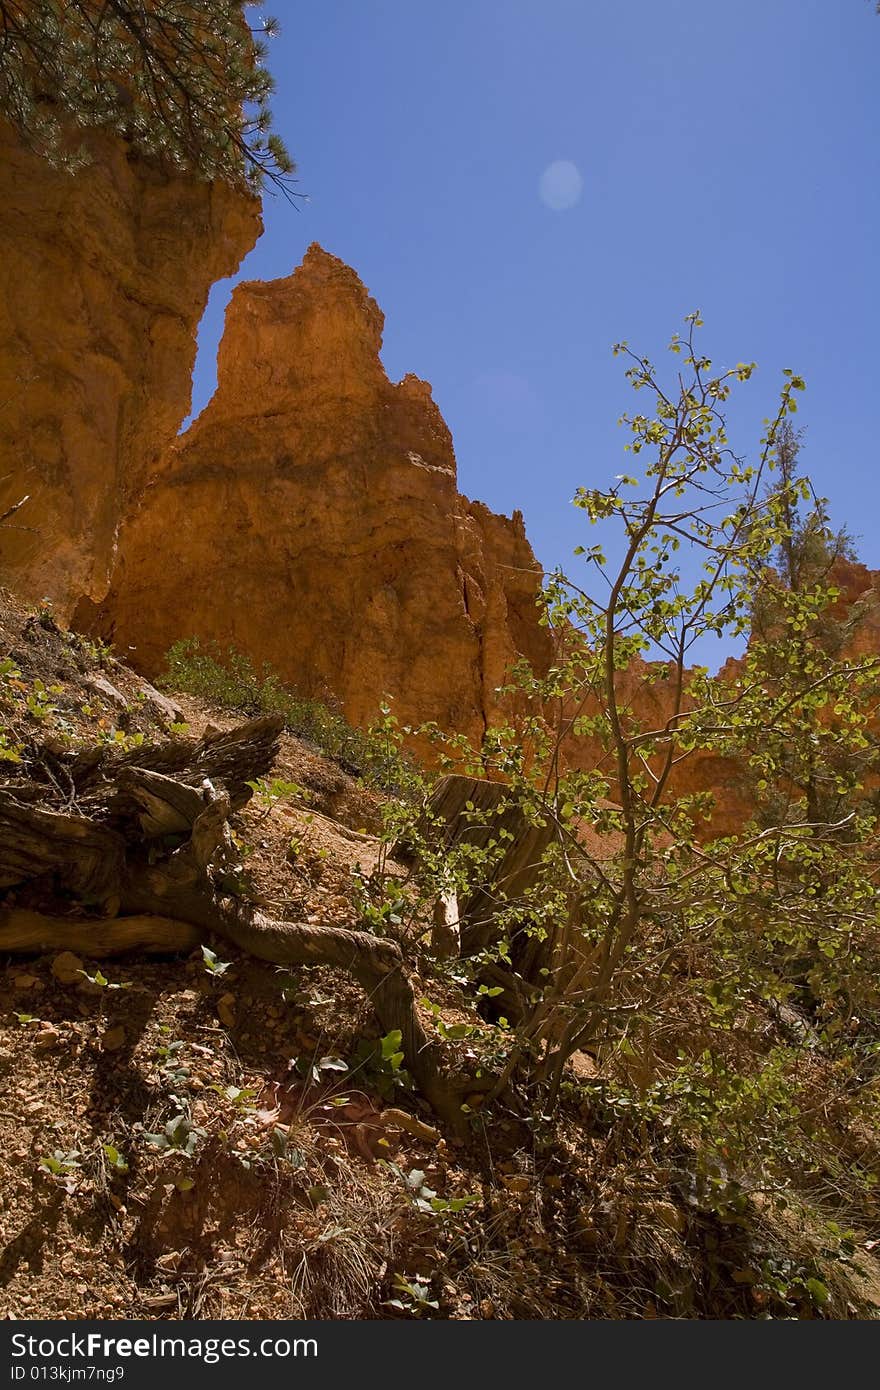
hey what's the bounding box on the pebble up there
[33,1024,61,1051]
[51,952,84,986]
[649,1201,685,1234]
[217,993,236,1027]
[101,1026,126,1053]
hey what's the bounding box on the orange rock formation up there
[3,129,876,829]
[0,125,261,612]
[91,245,554,740]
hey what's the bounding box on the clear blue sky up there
[190,0,879,596]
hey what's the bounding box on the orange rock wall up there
[92,246,554,740]
[3,132,876,832]
[0,125,261,612]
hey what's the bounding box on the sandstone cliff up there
[91,244,554,741]
[0,124,261,612]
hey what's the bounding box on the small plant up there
[385,1162,478,1216]
[153,1036,193,1106]
[348,1029,411,1100]
[384,1273,439,1317]
[0,656,22,683]
[69,633,114,668]
[90,637,114,667]
[267,1126,307,1167]
[0,731,23,762]
[273,968,303,1004]
[145,1115,205,1156]
[40,1149,80,1175]
[40,1149,81,1191]
[210,1083,260,1112]
[420,996,487,1044]
[201,945,232,977]
[79,968,131,991]
[25,679,57,722]
[37,600,56,629]
[290,1053,349,1085]
[102,1143,129,1175]
[154,1035,185,1064]
[351,869,409,937]
[97,727,145,750]
[753,1257,832,1312]
[246,775,308,819]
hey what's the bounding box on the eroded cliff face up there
[70,235,880,827]
[0,124,261,613]
[92,244,554,740]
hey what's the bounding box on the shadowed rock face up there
[0,124,262,613]
[91,244,554,740]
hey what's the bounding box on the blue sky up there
[190,1,878,601]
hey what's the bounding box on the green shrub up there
[161,638,418,796]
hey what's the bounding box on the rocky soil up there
[3,590,880,1320]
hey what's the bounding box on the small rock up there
[13,974,42,992]
[101,1026,126,1053]
[217,993,236,1028]
[85,674,128,710]
[12,973,41,995]
[136,680,184,726]
[51,951,84,986]
[569,1050,598,1080]
[650,1201,685,1234]
[33,1024,61,1051]
[501,1175,531,1195]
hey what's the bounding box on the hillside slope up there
[3,591,880,1320]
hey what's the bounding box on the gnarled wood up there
[0,791,124,900]
[116,765,209,837]
[35,714,285,814]
[0,908,199,955]
[0,717,461,1128]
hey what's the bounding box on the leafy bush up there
[161,637,418,795]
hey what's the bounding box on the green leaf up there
[380,1030,403,1060]
[317,1055,348,1073]
[805,1278,830,1305]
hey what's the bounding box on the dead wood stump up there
[404,774,558,983]
[0,717,460,1127]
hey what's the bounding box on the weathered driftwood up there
[0,908,200,955]
[431,891,460,960]
[14,714,285,814]
[0,793,125,899]
[0,718,459,1127]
